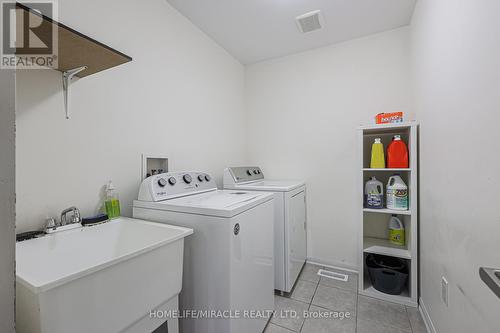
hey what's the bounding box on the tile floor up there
[265,264,427,333]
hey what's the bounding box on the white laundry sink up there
[16,217,193,333]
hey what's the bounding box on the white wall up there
[16,0,247,232]
[412,0,500,332]
[245,28,412,269]
[0,69,16,332]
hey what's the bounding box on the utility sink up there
[16,217,193,333]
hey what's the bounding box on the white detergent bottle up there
[388,215,405,246]
[386,175,408,210]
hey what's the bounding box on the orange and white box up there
[375,112,404,124]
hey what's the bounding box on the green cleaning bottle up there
[370,138,386,169]
[104,181,121,219]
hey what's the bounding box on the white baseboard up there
[419,297,436,333]
[306,257,359,274]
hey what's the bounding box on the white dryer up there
[133,171,274,333]
[223,167,307,293]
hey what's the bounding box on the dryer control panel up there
[224,166,264,185]
[138,171,217,202]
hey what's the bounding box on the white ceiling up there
[166,0,417,64]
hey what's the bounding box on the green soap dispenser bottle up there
[104,181,121,219]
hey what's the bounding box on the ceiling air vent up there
[296,10,324,33]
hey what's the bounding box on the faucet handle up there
[45,217,57,231]
[72,209,82,224]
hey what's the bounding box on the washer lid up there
[133,190,274,218]
[225,180,305,192]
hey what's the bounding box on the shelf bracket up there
[62,66,88,119]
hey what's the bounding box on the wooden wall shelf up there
[16,3,132,78]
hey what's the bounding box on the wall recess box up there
[141,154,168,180]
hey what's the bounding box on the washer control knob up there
[183,174,192,184]
[205,174,211,182]
[253,170,258,174]
[246,169,252,176]
[158,178,167,187]
[198,175,205,182]
[168,177,176,186]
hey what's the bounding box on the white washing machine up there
[223,167,307,293]
[133,171,274,333]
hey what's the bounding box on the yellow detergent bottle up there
[370,138,386,169]
[389,215,405,246]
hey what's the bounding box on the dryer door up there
[229,199,274,333]
[286,187,307,291]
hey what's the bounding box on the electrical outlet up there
[441,276,449,306]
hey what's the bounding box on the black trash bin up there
[366,254,408,295]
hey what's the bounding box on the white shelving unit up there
[363,237,411,260]
[358,122,419,307]
[363,208,412,216]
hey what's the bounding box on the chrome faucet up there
[60,206,82,226]
[45,206,83,233]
